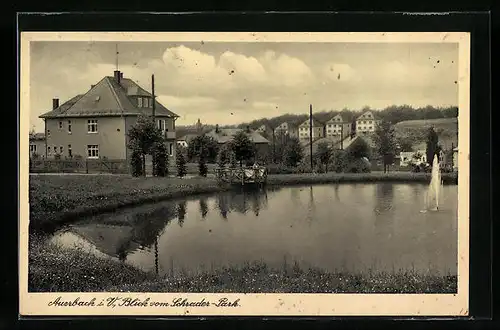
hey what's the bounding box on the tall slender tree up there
[373,120,397,173]
[425,126,440,166]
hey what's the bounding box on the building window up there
[169,143,173,156]
[138,97,143,108]
[87,119,98,133]
[369,126,372,130]
[68,144,72,157]
[87,145,99,159]
[47,130,51,137]
[157,119,165,133]
[30,145,36,153]
[59,121,63,129]
[368,120,372,124]
[68,120,72,133]
[59,146,63,153]
[47,147,51,155]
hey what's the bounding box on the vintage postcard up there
[19,32,470,317]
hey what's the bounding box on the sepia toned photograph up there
[19,32,470,316]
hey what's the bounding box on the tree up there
[127,115,163,177]
[216,144,230,167]
[152,142,169,177]
[330,149,348,173]
[187,135,219,163]
[315,142,332,172]
[346,137,371,160]
[198,146,208,177]
[372,120,397,173]
[283,136,304,167]
[176,146,187,177]
[425,126,440,166]
[230,131,255,167]
[130,148,144,177]
[397,136,414,152]
[271,131,289,163]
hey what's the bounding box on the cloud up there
[260,51,314,87]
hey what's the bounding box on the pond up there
[50,183,458,277]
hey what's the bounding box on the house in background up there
[355,110,380,135]
[29,133,46,158]
[255,123,274,137]
[298,117,324,141]
[399,150,427,167]
[324,114,352,139]
[274,121,299,138]
[176,133,199,148]
[39,70,179,162]
[205,125,270,156]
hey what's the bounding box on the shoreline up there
[29,171,458,233]
[28,171,458,293]
[29,238,457,293]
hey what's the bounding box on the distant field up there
[394,117,458,150]
[394,117,458,129]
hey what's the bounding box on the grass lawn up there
[29,237,457,293]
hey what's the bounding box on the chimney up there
[114,70,121,84]
[120,72,123,79]
[215,124,219,133]
[52,98,59,110]
[91,84,95,89]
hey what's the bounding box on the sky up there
[29,41,459,132]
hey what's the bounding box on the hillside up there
[394,117,458,151]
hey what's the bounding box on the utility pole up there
[272,128,276,164]
[151,74,156,177]
[152,74,156,121]
[309,104,313,171]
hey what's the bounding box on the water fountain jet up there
[425,154,442,212]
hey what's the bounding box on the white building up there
[298,118,324,141]
[324,114,352,138]
[355,111,380,134]
[274,121,298,138]
[453,146,458,171]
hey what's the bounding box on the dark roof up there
[325,114,346,123]
[298,116,324,127]
[206,128,270,144]
[178,133,199,142]
[39,75,179,119]
[356,110,379,121]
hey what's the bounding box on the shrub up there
[198,152,208,177]
[176,147,187,178]
[54,153,61,160]
[330,150,349,173]
[130,149,144,177]
[152,142,169,177]
[293,162,313,174]
[216,144,230,168]
[346,158,371,173]
[266,163,294,175]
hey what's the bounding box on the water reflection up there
[51,184,458,277]
[199,198,209,219]
[176,201,187,227]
